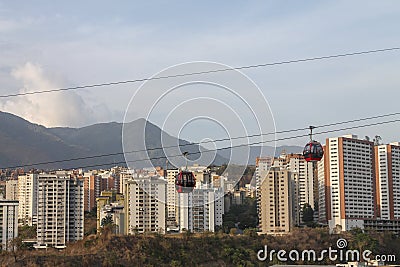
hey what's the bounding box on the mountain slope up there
[0,112,227,170]
[0,112,303,170]
[0,112,89,169]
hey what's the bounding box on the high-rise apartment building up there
[35,175,84,249]
[255,157,273,225]
[287,154,316,224]
[124,176,166,234]
[318,147,327,225]
[83,173,101,212]
[110,167,122,192]
[101,176,117,192]
[82,171,118,212]
[375,142,400,220]
[18,174,38,226]
[319,135,376,232]
[259,167,293,234]
[257,153,316,230]
[165,169,179,227]
[0,200,18,250]
[178,185,224,233]
[5,180,18,200]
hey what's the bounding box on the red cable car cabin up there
[175,171,196,193]
[303,141,324,162]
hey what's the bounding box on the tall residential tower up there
[35,175,84,249]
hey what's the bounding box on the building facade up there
[5,180,18,200]
[318,147,327,224]
[165,169,179,227]
[319,135,376,232]
[18,174,38,226]
[178,185,224,233]
[287,154,317,225]
[259,167,293,234]
[375,142,400,220]
[0,200,18,250]
[255,157,273,226]
[119,171,134,195]
[124,176,166,234]
[83,173,101,212]
[36,175,84,248]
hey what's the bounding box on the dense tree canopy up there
[2,228,399,266]
[222,197,258,232]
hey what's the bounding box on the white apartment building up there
[213,188,224,227]
[178,185,224,233]
[18,174,38,226]
[124,175,166,234]
[5,180,18,200]
[36,175,84,249]
[178,193,192,232]
[322,135,376,232]
[375,142,400,220]
[0,200,18,250]
[287,154,316,225]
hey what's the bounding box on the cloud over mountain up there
[0,62,95,127]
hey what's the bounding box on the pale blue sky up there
[0,1,400,146]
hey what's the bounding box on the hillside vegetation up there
[1,228,399,267]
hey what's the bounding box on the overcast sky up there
[0,1,400,147]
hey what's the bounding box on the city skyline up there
[1,1,400,264]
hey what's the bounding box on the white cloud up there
[0,18,20,32]
[0,62,96,127]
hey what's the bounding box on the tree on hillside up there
[350,227,378,252]
[100,214,117,235]
[101,215,113,227]
[7,237,24,263]
[222,198,257,233]
[18,225,36,239]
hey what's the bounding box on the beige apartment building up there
[124,175,166,234]
[259,167,293,234]
[5,180,18,200]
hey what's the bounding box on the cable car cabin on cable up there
[303,141,324,162]
[175,171,196,193]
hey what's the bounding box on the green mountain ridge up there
[0,112,226,170]
[0,112,303,170]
